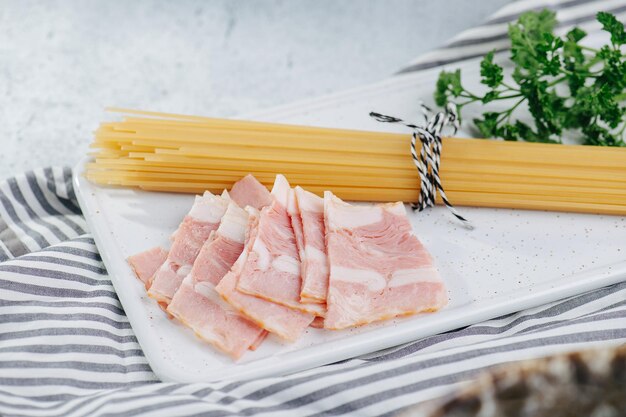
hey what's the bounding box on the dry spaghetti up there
[85,108,626,216]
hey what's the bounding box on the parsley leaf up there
[480,51,504,88]
[435,69,463,107]
[433,10,626,147]
[597,12,626,46]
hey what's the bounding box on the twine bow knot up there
[370,103,472,228]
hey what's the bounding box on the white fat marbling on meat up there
[388,267,441,287]
[194,281,239,314]
[252,239,270,271]
[386,201,407,216]
[327,289,366,326]
[324,192,382,230]
[295,186,323,213]
[245,206,259,217]
[217,202,248,243]
[271,255,300,275]
[331,266,386,292]
[305,245,326,262]
[156,262,171,274]
[189,193,229,223]
[287,188,298,215]
[176,264,192,278]
[271,174,291,207]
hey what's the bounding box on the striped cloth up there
[2,1,625,416]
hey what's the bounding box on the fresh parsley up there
[434,10,626,146]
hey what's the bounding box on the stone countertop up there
[0,0,511,179]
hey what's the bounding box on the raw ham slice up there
[130,173,449,358]
[294,186,329,304]
[323,192,448,330]
[189,201,249,287]
[167,276,263,359]
[215,207,315,342]
[127,247,168,289]
[168,200,271,358]
[288,188,305,263]
[236,175,325,316]
[148,191,229,305]
[228,174,272,210]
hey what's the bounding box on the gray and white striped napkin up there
[2,1,625,416]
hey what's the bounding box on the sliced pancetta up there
[189,201,249,287]
[323,192,447,330]
[167,199,270,358]
[215,207,315,342]
[131,172,448,358]
[127,246,168,289]
[294,186,329,304]
[167,276,263,359]
[147,191,229,305]
[288,188,305,263]
[228,174,272,210]
[236,175,324,316]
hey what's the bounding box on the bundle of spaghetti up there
[85,108,626,215]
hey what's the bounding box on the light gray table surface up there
[0,0,512,180]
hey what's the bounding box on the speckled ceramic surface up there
[74,62,626,382]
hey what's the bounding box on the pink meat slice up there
[189,201,249,287]
[127,246,168,289]
[310,316,325,329]
[288,188,305,264]
[167,276,263,359]
[148,191,229,305]
[294,186,329,304]
[167,201,266,358]
[236,175,325,317]
[228,174,272,210]
[215,207,315,342]
[323,192,448,330]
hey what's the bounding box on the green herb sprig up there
[435,10,626,146]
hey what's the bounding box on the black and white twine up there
[370,103,472,228]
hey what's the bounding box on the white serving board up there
[74,58,626,383]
